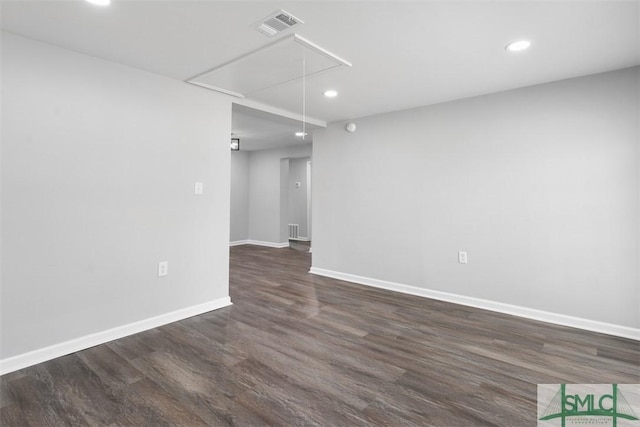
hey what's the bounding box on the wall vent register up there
[289,224,300,240]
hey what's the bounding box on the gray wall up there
[1,33,232,359]
[230,150,250,242]
[246,144,312,244]
[279,158,290,244]
[288,157,311,238]
[313,67,639,329]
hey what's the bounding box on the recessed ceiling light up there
[85,0,110,5]
[295,132,308,137]
[323,90,338,98]
[505,40,531,52]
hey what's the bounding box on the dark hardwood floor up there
[1,244,638,426]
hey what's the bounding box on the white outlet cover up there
[158,261,168,277]
[195,182,204,195]
[458,251,468,264]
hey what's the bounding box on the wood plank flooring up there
[1,242,639,426]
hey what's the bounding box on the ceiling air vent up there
[253,10,303,38]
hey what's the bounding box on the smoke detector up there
[253,10,303,37]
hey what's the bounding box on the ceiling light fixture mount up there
[323,90,338,98]
[505,40,531,52]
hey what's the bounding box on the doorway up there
[229,103,317,250]
[285,157,311,252]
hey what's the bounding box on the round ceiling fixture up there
[323,90,338,98]
[505,40,531,52]
[345,123,357,133]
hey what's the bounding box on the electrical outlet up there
[194,182,203,195]
[458,251,468,264]
[158,261,168,277]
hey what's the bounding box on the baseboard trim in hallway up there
[0,297,232,375]
[229,240,289,248]
[309,267,639,341]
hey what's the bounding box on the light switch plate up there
[194,182,203,195]
[158,261,168,277]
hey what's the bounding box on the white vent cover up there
[253,10,303,37]
[289,224,300,240]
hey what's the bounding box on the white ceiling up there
[2,1,638,131]
[190,34,352,98]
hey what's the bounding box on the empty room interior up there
[1,1,639,426]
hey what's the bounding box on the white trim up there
[186,81,245,98]
[229,240,290,248]
[309,267,640,341]
[293,34,353,68]
[0,297,232,375]
[247,240,290,248]
[249,240,289,248]
[187,34,348,122]
[233,99,326,128]
[289,237,311,242]
[306,160,312,242]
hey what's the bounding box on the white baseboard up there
[230,240,290,249]
[0,297,232,376]
[289,237,311,242]
[248,240,289,248]
[309,267,639,341]
[246,240,289,248]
